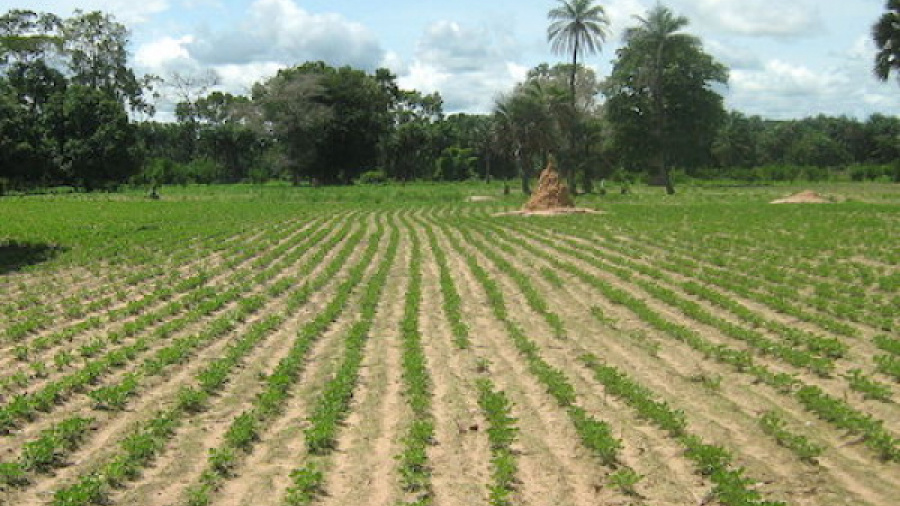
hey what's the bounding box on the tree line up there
[1,3,899,194]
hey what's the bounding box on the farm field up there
[1,183,899,506]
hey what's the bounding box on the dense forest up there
[1,6,898,195]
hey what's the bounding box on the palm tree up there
[494,81,562,194]
[547,0,609,104]
[625,3,697,195]
[547,0,609,191]
[873,0,900,83]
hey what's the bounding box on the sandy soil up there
[3,206,897,506]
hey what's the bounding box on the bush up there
[849,164,889,182]
[356,169,388,185]
[183,159,222,184]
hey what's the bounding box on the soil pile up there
[771,190,834,204]
[465,196,497,202]
[523,158,574,211]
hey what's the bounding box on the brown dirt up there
[4,219,357,506]
[414,223,491,506]
[486,219,899,505]
[318,224,409,506]
[6,206,898,506]
[771,190,835,204]
[522,158,575,211]
[439,225,631,506]
[494,208,603,217]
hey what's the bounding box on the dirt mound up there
[493,208,603,217]
[523,158,574,211]
[771,190,834,204]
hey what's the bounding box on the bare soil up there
[3,205,896,506]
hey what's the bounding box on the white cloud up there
[705,39,762,70]
[186,0,384,71]
[29,0,170,25]
[732,60,847,97]
[398,20,525,112]
[689,0,821,38]
[604,0,649,41]
[135,35,194,70]
[726,52,900,120]
[214,61,285,94]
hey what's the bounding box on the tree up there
[0,82,54,190]
[494,81,563,194]
[547,0,609,191]
[0,9,62,67]
[873,0,900,84]
[712,112,764,170]
[381,89,444,181]
[62,10,155,113]
[527,62,601,112]
[604,4,727,194]
[250,69,333,184]
[434,147,477,180]
[283,62,395,184]
[0,9,152,191]
[44,85,140,190]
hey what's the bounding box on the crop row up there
[185,223,387,506]
[394,225,436,506]
[1,218,357,494]
[481,218,900,463]
[513,216,862,355]
[436,222,632,483]
[423,227,469,349]
[45,218,374,506]
[0,218,342,435]
[625,225,896,332]
[448,219,796,503]
[0,218,296,342]
[475,378,519,506]
[284,223,400,505]
[580,354,785,505]
[508,217,897,399]
[0,217,324,394]
[491,217,882,390]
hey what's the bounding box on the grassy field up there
[0,182,898,506]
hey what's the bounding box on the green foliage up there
[607,467,643,496]
[51,473,106,506]
[0,462,28,487]
[604,4,728,187]
[284,463,324,506]
[476,378,519,506]
[873,0,900,83]
[844,369,893,402]
[356,169,388,185]
[21,417,93,472]
[434,146,477,181]
[395,229,436,503]
[758,411,823,463]
[304,226,396,455]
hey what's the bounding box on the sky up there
[4,0,899,121]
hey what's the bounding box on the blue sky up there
[5,0,899,120]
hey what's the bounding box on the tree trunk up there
[516,148,530,195]
[568,42,579,195]
[653,39,674,195]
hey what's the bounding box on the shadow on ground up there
[0,241,65,275]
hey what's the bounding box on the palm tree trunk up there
[568,42,579,194]
[516,146,530,195]
[653,39,675,195]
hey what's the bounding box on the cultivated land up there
[0,183,898,506]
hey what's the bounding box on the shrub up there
[356,169,388,185]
